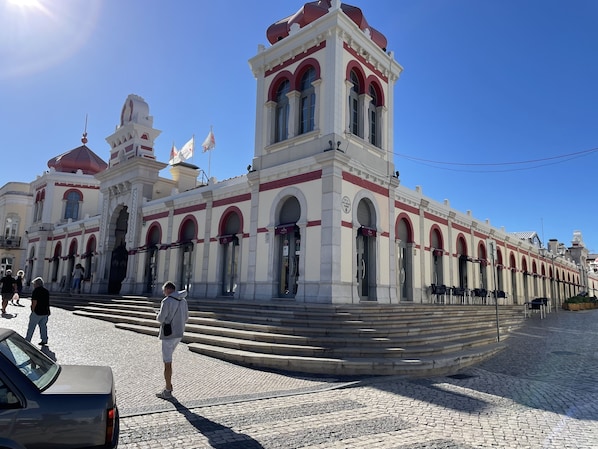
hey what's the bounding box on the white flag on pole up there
[179,136,195,161]
[168,143,180,165]
[201,129,216,152]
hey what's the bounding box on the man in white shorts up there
[155,281,189,399]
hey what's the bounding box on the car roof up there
[0,328,16,340]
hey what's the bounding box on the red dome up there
[47,145,108,175]
[267,1,387,50]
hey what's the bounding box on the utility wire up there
[396,146,598,166]
[394,147,598,173]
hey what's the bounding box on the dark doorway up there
[108,207,129,294]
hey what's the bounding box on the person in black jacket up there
[0,269,16,315]
[25,277,51,345]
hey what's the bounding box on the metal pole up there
[490,241,500,342]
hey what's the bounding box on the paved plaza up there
[1,299,597,448]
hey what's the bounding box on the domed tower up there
[95,94,167,294]
[246,1,404,302]
[249,0,402,176]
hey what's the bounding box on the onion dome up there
[47,143,108,175]
[267,0,387,51]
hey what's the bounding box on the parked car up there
[0,328,119,448]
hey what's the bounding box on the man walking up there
[0,269,16,315]
[155,281,189,399]
[26,277,51,345]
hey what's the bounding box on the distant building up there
[3,0,596,301]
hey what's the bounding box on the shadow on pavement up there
[367,310,598,420]
[40,345,57,361]
[170,398,265,449]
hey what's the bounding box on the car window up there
[0,333,59,391]
[0,377,20,408]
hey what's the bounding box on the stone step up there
[75,302,521,338]
[185,340,507,377]
[69,297,524,377]
[75,309,506,354]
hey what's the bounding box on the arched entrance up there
[67,239,77,291]
[457,236,467,289]
[510,253,518,303]
[219,210,241,296]
[276,197,301,298]
[178,218,196,292]
[396,217,413,302]
[356,198,376,301]
[144,225,160,294]
[108,207,129,294]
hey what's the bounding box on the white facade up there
[15,1,596,302]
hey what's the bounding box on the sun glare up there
[8,0,43,8]
[0,0,102,81]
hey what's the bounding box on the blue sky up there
[1,0,596,252]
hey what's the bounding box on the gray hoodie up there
[156,290,189,340]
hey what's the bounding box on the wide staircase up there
[60,295,525,377]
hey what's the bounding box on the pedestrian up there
[25,277,51,345]
[71,263,85,294]
[155,281,189,399]
[0,269,16,315]
[13,270,24,306]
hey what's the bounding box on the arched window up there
[349,70,361,137]
[368,84,379,147]
[299,67,316,135]
[274,79,290,142]
[64,190,82,220]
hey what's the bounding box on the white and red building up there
[3,0,595,303]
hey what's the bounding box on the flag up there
[168,144,180,165]
[201,129,216,152]
[179,136,195,161]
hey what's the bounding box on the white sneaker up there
[155,389,173,399]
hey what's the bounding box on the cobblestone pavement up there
[2,300,597,448]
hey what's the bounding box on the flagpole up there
[207,126,212,181]
[191,134,195,165]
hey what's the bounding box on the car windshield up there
[0,332,59,391]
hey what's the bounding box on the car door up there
[0,368,25,448]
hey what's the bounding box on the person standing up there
[26,277,51,345]
[0,269,16,315]
[155,281,189,399]
[13,270,24,306]
[71,263,85,294]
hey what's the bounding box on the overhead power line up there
[395,147,598,173]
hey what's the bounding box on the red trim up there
[342,172,388,197]
[344,43,388,83]
[213,193,251,208]
[265,41,326,77]
[259,170,322,192]
[62,188,83,201]
[144,211,169,221]
[306,220,321,227]
[257,227,269,234]
[452,223,471,234]
[394,200,418,215]
[174,203,206,215]
[125,144,134,153]
[424,212,448,226]
[341,220,353,229]
[381,231,390,238]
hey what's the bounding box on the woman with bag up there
[155,281,189,399]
